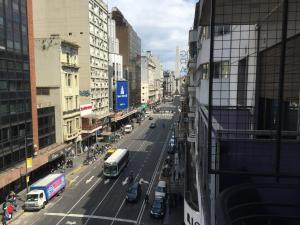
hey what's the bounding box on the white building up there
[108,15,123,110]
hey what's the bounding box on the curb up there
[7,209,25,224]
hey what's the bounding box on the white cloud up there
[108,0,196,70]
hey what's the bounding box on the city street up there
[11,102,178,225]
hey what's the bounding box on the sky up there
[108,0,197,71]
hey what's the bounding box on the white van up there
[124,124,133,133]
[155,180,167,199]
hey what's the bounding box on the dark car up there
[149,116,154,120]
[126,182,141,203]
[149,123,156,128]
[150,197,166,218]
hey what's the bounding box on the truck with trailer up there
[24,173,66,211]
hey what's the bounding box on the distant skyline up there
[108,0,197,70]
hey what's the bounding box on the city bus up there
[103,148,129,177]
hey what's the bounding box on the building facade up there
[108,15,123,111]
[184,1,300,225]
[0,0,39,201]
[141,51,163,105]
[35,37,81,149]
[32,0,110,143]
[112,7,141,107]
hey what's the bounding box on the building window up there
[74,75,77,87]
[76,118,80,129]
[75,95,78,108]
[214,25,230,37]
[201,63,209,80]
[213,61,230,79]
[36,87,50,95]
[65,73,71,87]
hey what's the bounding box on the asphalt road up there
[11,102,178,225]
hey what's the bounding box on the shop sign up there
[80,104,93,116]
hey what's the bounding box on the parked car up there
[150,197,166,218]
[124,124,133,133]
[149,116,154,120]
[126,182,142,203]
[162,164,171,177]
[149,123,156,128]
[155,180,167,199]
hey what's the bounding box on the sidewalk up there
[1,147,98,224]
[163,195,184,225]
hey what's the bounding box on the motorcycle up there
[66,158,73,168]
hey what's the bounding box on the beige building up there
[141,51,163,105]
[35,37,81,146]
[32,0,110,125]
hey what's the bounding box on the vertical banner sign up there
[116,81,129,110]
[26,157,32,168]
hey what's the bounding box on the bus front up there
[103,162,118,177]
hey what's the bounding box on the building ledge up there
[187,129,196,142]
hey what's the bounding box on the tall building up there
[141,51,163,105]
[108,15,123,111]
[183,1,300,225]
[35,37,81,150]
[112,7,141,107]
[0,0,38,200]
[32,0,110,144]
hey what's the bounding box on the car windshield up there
[27,194,38,201]
[127,186,137,194]
[152,199,162,209]
[156,186,165,193]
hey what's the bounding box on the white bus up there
[103,148,129,177]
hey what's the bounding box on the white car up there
[170,137,175,147]
[155,180,167,199]
[124,125,133,133]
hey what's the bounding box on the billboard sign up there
[116,81,128,110]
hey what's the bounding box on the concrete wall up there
[32,0,91,107]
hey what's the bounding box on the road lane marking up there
[110,199,126,225]
[45,213,136,224]
[73,170,92,187]
[69,176,79,185]
[54,176,103,225]
[139,178,149,184]
[104,179,110,184]
[85,176,94,184]
[65,221,77,225]
[136,126,173,225]
[82,171,124,225]
[122,177,129,186]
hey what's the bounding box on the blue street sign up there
[116,81,129,110]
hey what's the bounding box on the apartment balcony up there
[187,128,196,143]
[81,116,102,134]
[63,109,80,116]
[64,130,80,141]
[61,62,79,69]
[188,85,196,93]
[189,29,198,43]
[188,58,197,72]
[188,112,195,118]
